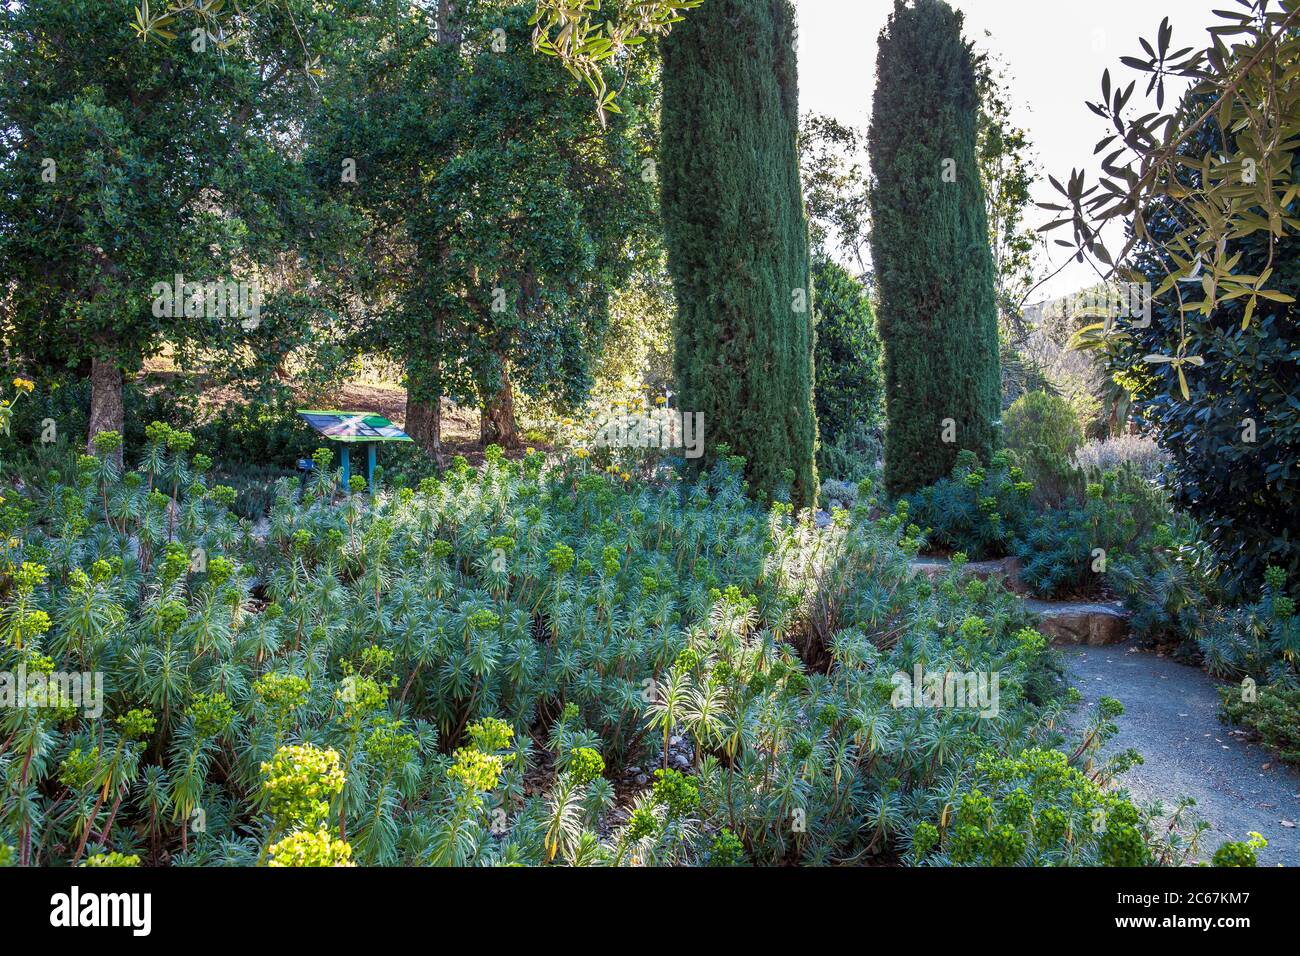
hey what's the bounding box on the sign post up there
[296,410,413,495]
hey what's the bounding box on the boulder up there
[910,555,1029,595]
[967,556,1029,596]
[1027,600,1130,646]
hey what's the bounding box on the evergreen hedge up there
[868,0,1001,495]
[661,0,818,507]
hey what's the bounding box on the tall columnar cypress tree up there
[661,0,817,508]
[869,0,1001,495]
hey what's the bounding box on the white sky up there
[794,0,1222,302]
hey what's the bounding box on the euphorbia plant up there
[259,743,349,866]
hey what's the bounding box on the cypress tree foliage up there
[869,0,1001,495]
[661,0,817,507]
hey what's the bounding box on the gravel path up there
[1062,641,1300,866]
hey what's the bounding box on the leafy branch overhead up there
[1049,0,1300,395]
[132,0,323,77]
[530,0,704,125]
[134,1,701,122]
[133,0,229,47]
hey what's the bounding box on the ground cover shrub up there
[818,420,884,486]
[552,395,692,486]
[351,442,443,494]
[819,477,863,511]
[212,463,291,521]
[0,426,1225,866]
[1219,685,1300,767]
[0,376,191,465]
[1120,555,1300,766]
[1073,434,1169,482]
[909,742,1206,866]
[195,401,319,469]
[907,446,1172,601]
[1209,833,1268,867]
[1002,391,1084,508]
[1107,514,1227,652]
[1186,566,1300,686]
[1013,467,1170,599]
[1115,538,1300,769]
[903,450,1035,560]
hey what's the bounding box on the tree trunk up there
[87,357,125,467]
[436,0,452,43]
[405,393,444,467]
[479,367,520,450]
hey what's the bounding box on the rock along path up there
[1062,641,1300,866]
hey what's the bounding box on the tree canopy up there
[0,0,328,452]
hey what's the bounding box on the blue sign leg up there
[367,443,377,495]
[341,446,351,495]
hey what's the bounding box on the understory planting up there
[1,0,1296,876]
[0,428,1226,867]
